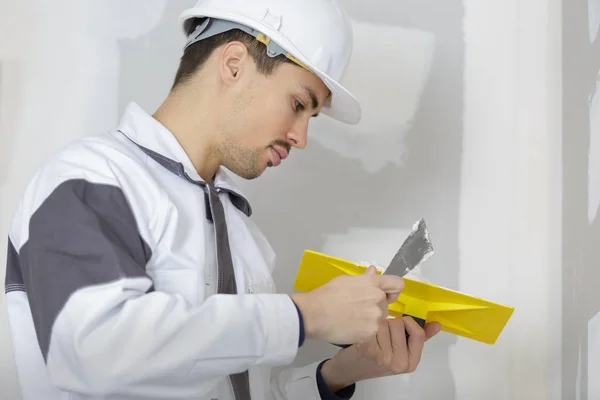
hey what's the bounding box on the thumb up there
[374,274,405,294]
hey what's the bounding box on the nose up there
[286,118,309,149]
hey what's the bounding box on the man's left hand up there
[320,317,441,391]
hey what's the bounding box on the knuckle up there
[377,354,392,368]
[382,307,389,319]
[365,320,378,336]
[407,363,418,373]
[398,277,406,290]
[369,324,379,337]
[392,359,409,374]
[413,327,426,341]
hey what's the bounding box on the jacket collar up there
[117,101,252,217]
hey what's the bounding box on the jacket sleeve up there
[269,304,356,400]
[11,177,300,398]
[269,360,356,400]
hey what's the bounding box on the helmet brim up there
[179,9,362,125]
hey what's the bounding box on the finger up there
[376,295,389,321]
[385,291,401,304]
[424,322,441,341]
[377,320,392,355]
[404,316,426,370]
[388,316,408,358]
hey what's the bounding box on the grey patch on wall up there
[562,0,600,398]
[114,1,463,399]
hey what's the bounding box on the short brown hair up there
[171,19,294,91]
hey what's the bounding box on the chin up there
[233,167,265,180]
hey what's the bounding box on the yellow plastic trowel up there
[292,219,514,345]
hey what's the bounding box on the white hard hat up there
[179,0,361,125]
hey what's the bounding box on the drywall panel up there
[227,1,464,398]
[452,2,517,398]
[589,0,600,42]
[589,312,600,398]
[589,81,600,223]
[0,59,22,400]
[0,0,562,399]
[563,0,600,398]
[0,1,193,398]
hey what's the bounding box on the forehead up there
[271,62,331,104]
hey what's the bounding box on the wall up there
[0,0,562,399]
[563,0,600,398]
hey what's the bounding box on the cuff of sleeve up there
[256,293,300,366]
[292,298,306,347]
[316,360,356,399]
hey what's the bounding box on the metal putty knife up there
[385,218,434,337]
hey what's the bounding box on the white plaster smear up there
[452,0,519,398]
[0,1,172,397]
[0,0,169,179]
[321,227,432,283]
[589,0,600,43]
[0,1,32,60]
[576,339,582,400]
[310,19,435,173]
[588,75,600,223]
[589,312,600,398]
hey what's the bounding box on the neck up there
[153,86,222,182]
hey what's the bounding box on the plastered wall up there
[0,1,563,399]
[563,0,600,399]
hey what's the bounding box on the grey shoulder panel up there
[6,178,153,361]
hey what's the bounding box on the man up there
[4,0,440,399]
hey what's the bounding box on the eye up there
[294,99,305,112]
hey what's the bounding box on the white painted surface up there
[547,0,563,398]
[0,0,564,399]
[563,0,600,395]
[589,0,600,42]
[589,77,600,223]
[309,21,435,173]
[589,312,600,398]
[577,341,583,400]
[452,0,563,397]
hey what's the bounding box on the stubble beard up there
[220,133,265,180]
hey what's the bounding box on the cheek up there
[243,104,294,145]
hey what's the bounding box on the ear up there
[219,41,251,86]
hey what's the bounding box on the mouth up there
[268,145,288,167]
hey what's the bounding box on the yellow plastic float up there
[293,250,515,345]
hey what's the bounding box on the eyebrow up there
[300,84,321,117]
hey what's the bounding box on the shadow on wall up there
[563,0,600,398]
[116,1,464,399]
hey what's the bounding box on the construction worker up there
[4,0,440,399]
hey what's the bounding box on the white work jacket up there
[4,102,354,400]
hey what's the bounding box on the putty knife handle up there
[404,315,426,340]
[333,343,352,348]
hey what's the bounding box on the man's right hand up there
[289,266,405,345]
